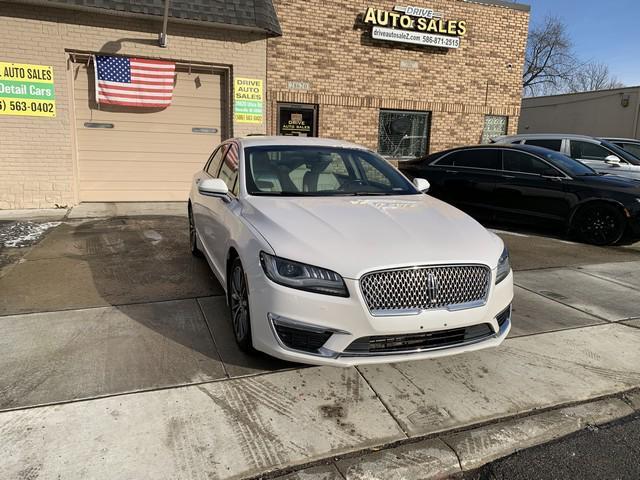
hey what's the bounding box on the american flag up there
[94,56,175,108]
[225,143,239,169]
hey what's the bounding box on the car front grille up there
[360,264,491,315]
[342,323,494,355]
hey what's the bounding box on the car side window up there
[523,139,562,151]
[206,145,227,176]
[621,143,640,159]
[443,149,501,170]
[218,143,240,193]
[569,141,611,161]
[503,150,556,175]
[433,153,455,166]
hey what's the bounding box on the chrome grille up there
[360,265,491,315]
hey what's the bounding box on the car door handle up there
[445,170,459,174]
[502,175,516,179]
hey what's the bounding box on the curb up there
[265,391,639,480]
[0,208,69,221]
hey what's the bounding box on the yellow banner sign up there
[0,62,56,117]
[234,77,263,124]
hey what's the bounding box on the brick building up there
[267,0,529,157]
[1,0,529,209]
[0,0,278,208]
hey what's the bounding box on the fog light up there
[268,314,346,357]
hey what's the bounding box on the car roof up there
[602,137,640,143]
[493,133,601,141]
[229,136,370,150]
[427,143,562,158]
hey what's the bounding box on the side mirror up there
[413,177,430,193]
[198,178,229,197]
[605,155,621,166]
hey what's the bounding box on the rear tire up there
[188,206,203,257]
[228,257,254,352]
[573,203,625,246]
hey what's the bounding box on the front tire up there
[188,206,203,257]
[573,203,625,246]
[229,257,254,352]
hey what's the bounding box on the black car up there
[400,144,640,245]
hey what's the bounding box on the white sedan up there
[189,136,513,366]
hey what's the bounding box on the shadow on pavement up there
[0,215,295,410]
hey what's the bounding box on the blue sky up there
[524,0,640,86]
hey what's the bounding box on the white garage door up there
[72,60,225,202]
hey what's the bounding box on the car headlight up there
[259,252,349,297]
[495,246,511,285]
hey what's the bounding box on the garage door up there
[72,60,225,201]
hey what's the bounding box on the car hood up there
[574,174,640,192]
[241,195,503,279]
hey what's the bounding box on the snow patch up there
[0,221,61,248]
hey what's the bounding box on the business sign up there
[363,5,467,49]
[234,77,263,124]
[0,62,56,117]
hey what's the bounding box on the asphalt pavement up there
[467,412,640,480]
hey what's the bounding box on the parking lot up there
[2,206,640,479]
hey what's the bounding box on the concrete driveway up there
[0,212,293,411]
[1,205,640,479]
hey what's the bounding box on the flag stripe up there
[131,58,175,66]
[97,94,171,105]
[98,99,170,107]
[130,62,175,70]
[97,81,173,91]
[130,76,174,84]
[98,88,173,98]
[131,74,174,81]
[130,69,175,76]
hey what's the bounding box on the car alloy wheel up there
[188,206,202,257]
[229,258,253,351]
[575,203,625,246]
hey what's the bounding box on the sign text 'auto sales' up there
[363,5,467,49]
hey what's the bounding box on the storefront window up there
[378,110,430,159]
[277,103,318,136]
[481,115,508,143]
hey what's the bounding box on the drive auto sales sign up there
[0,62,56,117]
[363,5,467,49]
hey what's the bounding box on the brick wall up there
[0,3,267,209]
[267,0,529,153]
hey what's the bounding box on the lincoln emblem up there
[426,272,439,305]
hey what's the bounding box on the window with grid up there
[481,115,508,144]
[378,110,430,159]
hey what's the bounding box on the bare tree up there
[565,62,625,93]
[523,16,576,96]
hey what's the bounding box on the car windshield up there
[542,150,598,176]
[244,146,417,196]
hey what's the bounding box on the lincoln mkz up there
[189,137,513,366]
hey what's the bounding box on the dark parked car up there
[400,144,640,245]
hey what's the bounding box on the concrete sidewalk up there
[2,323,640,479]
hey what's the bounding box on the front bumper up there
[246,265,514,367]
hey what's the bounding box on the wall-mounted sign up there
[363,5,466,49]
[234,77,263,124]
[0,62,56,117]
[278,103,318,137]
